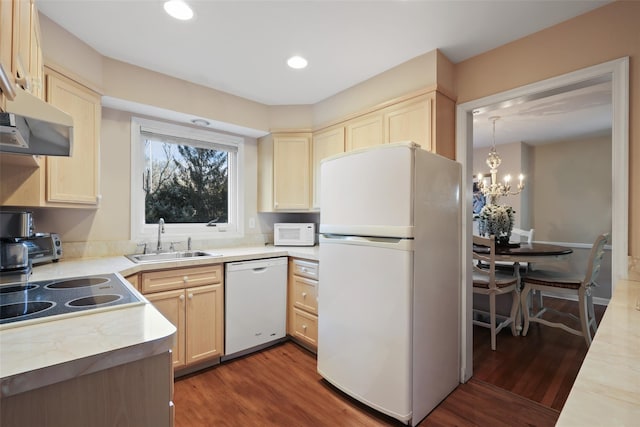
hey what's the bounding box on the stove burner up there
[45,277,110,289]
[67,294,122,307]
[1,301,55,320]
[0,284,38,294]
[0,273,143,327]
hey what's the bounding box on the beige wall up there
[531,135,612,244]
[312,50,450,128]
[455,0,639,258]
[32,2,639,262]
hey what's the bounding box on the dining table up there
[472,241,574,332]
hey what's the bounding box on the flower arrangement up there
[478,204,515,245]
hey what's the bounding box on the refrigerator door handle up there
[320,234,414,251]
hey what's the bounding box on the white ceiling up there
[472,78,612,147]
[36,0,613,143]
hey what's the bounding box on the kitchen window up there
[131,117,244,243]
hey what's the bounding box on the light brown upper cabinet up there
[45,69,101,205]
[1,0,43,109]
[311,126,345,210]
[345,113,384,151]
[0,68,102,207]
[258,132,312,212]
[383,94,432,149]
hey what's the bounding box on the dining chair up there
[511,228,534,244]
[472,234,519,351]
[520,233,609,347]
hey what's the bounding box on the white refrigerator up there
[317,141,461,425]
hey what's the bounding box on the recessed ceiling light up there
[287,56,308,69]
[164,0,194,20]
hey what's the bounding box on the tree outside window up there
[143,139,229,225]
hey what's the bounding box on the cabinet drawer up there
[292,308,318,347]
[292,276,318,315]
[291,259,319,280]
[142,264,223,293]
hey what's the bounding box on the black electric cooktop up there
[0,273,144,327]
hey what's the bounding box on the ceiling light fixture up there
[164,0,194,20]
[287,56,308,69]
[476,116,525,205]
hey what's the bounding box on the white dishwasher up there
[224,257,288,358]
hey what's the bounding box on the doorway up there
[456,57,629,382]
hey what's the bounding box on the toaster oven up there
[19,233,63,265]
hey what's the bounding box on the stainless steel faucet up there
[157,218,165,252]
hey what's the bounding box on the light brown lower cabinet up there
[287,258,319,352]
[124,272,140,291]
[0,351,173,427]
[142,264,224,373]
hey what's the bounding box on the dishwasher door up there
[224,257,288,357]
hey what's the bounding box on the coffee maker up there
[1,211,34,282]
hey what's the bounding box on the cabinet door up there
[141,264,222,294]
[45,71,101,205]
[185,284,224,364]
[345,114,383,151]
[12,0,31,91]
[291,275,318,315]
[146,289,186,369]
[291,308,318,348]
[312,127,344,209]
[384,95,432,150]
[273,135,310,210]
[28,2,42,99]
[0,0,14,108]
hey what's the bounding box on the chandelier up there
[477,116,524,205]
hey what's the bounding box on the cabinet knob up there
[302,324,307,330]
[302,292,307,298]
[179,294,185,301]
[188,293,193,299]
[183,276,189,283]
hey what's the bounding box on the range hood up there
[0,87,73,157]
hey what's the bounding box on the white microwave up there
[273,223,316,247]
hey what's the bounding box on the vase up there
[478,217,512,245]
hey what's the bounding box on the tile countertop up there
[557,278,640,425]
[0,245,318,398]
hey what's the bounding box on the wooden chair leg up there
[578,289,592,348]
[490,293,497,351]
[520,283,532,336]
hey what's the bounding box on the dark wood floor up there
[174,297,606,426]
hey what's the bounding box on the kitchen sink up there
[125,250,222,264]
